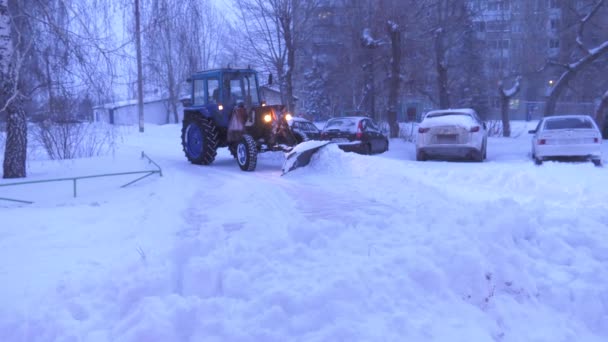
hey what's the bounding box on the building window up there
[549,39,560,49]
[487,20,508,32]
[317,9,334,25]
[489,40,510,49]
[549,0,559,9]
[488,1,509,11]
[550,18,560,30]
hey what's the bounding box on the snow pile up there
[1,123,607,341]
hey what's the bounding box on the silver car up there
[416,108,488,162]
[529,115,602,166]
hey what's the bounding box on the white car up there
[529,115,602,166]
[416,108,488,162]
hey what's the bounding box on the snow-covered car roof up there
[541,114,593,121]
[424,108,477,118]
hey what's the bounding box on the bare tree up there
[545,0,608,116]
[407,0,475,110]
[234,0,319,113]
[143,1,229,124]
[1,0,28,178]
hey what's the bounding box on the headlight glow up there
[218,104,224,111]
[263,114,272,123]
[285,113,293,121]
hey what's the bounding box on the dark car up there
[289,117,321,142]
[320,116,389,155]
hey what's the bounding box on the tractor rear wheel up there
[236,134,258,171]
[181,116,218,165]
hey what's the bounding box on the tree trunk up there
[434,29,450,109]
[386,22,401,138]
[498,78,521,138]
[134,0,145,132]
[596,90,608,137]
[1,0,27,178]
[283,14,295,114]
[499,94,511,138]
[2,85,27,179]
[165,26,179,123]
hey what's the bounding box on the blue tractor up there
[181,68,300,171]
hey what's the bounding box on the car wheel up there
[364,143,372,155]
[534,156,543,165]
[473,149,483,162]
[293,132,306,144]
[236,134,258,171]
[384,139,389,153]
[482,141,487,160]
[416,150,427,161]
[592,159,602,167]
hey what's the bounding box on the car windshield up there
[304,122,319,132]
[323,118,359,132]
[295,122,319,132]
[544,117,594,130]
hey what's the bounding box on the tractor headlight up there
[218,104,224,111]
[285,113,293,121]
[263,114,272,123]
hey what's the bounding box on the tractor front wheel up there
[181,116,218,165]
[236,134,258,171]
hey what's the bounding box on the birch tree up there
[1,0,27,178]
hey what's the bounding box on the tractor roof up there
[191,68,257,78]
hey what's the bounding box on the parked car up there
[416,108,487,162]
[320,116,389,155]
[289,117,321,143]
[529,115,602,166]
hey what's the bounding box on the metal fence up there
[0,151,162,204]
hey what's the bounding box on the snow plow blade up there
[282,140,332,175]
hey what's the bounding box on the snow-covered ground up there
[1,122,607,341]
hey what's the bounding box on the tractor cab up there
[187,68,261,127]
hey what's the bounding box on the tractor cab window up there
[193,79,205,105]
[228,78,244,105]
[208,78,219,104]
[243,74,259,106]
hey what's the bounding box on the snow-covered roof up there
[260,84,281,93]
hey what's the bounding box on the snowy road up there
[1,123,608,341]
